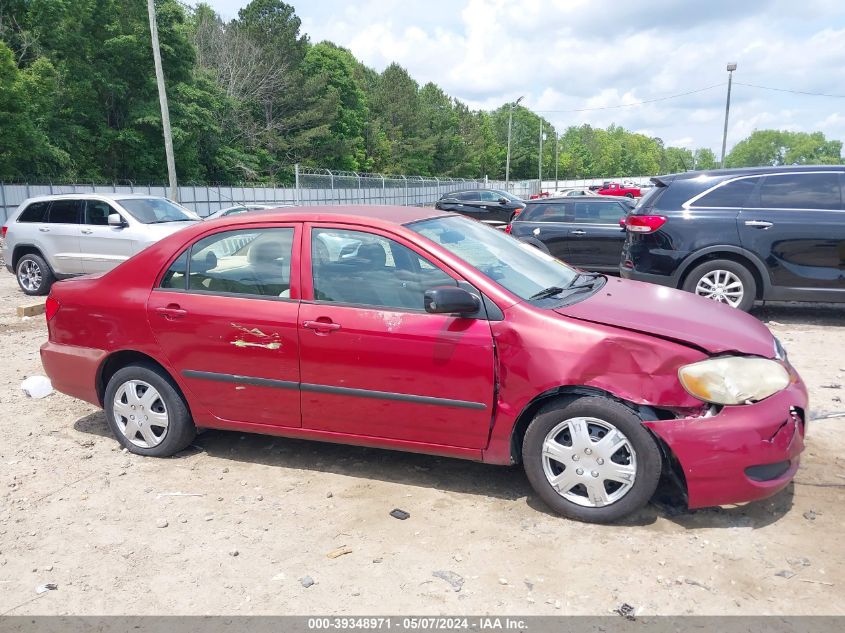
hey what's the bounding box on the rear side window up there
[17,201,49,223]
[758,173,841,210]
[573,201,626,224]
[694,177,759,208]
[48,200,82,224]
[520,203,573,222]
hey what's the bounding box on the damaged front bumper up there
[644,376,808,509]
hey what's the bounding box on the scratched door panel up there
[148,290,301,427]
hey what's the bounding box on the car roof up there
[527,196,623,203]
[656,164,845,184]
[22,193,168,203]
[442,188,506,196]
[202,204,450,228]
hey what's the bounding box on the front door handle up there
[744,220,773,229]
[81,229,93,235]
[303,319,341,333]
[38,227,50,232]
[570,230,587,236]
[156,304,187,319]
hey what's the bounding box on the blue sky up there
[204,0,845,155]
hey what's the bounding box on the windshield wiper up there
[566,272,603,288]
[529,286,565,300]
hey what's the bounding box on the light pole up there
[505,95,524,192]
[538,122,546,187]
[720,62,737,169]
[147,0,179,201]
[554,131,559,192]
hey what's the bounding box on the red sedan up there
[40,206,807,523]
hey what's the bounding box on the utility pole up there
[147,0,179,201]
[505,96,524,193]
[720,62,737,169]
[538,120,544,187]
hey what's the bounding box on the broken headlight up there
[678,356,790,405]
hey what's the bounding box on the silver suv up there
[2,194,200,295]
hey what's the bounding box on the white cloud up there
[204,0,845,155]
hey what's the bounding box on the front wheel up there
[682,259,756,311]
[522,396,662,523]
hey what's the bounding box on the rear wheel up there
[104,363,195,457]
[522,396,662,523]
[625,193,634,198]
[682,258,756,311]
[16,253,54,296]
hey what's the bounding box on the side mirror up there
[108,213,125,227]
[424,286,480,316]
[619,217,627,229]
[498,197,509,204]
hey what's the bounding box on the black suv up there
[434,189,525,228]
[620,166,845,310]
[509,197,635,272]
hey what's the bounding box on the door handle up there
[81,229,93,234]
[156,304,187,319]
[570,230,587,236]
[744,220,773,229]
[38,227,50,232]
[303,319,341,333]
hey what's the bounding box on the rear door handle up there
[744,220,773,229]
[570,230,587,236]
[38,227,50,232]
[303,320,341,332]
[156,305,187,319]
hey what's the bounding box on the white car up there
[2,194,199,295]
[204,204,290,220]
[548,188,601,198]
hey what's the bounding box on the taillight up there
[45,296,60,321]
[626,215,667,233]
[505,224,512,234]
[1,226,7,239]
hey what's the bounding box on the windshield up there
[494,190,523,203]
[410,215,579,300]
[117,198,199,224]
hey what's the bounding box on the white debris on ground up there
[20,375,53,399]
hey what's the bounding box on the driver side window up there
[311,228,455,310]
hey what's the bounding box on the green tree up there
[726,130,843,167]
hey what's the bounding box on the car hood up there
[555,277,776,357]
[138,221,199,239]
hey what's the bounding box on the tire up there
[682,258,756,312]
[522,396,662,523]
[625,193,634,198]
[16,253,55,296]
[104,363,196,457]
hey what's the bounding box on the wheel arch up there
[675,246,770,299]
[508,385,688,502]
[96,349,188,409]
[12,244,47,270]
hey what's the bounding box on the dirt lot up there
[0,272,844,617]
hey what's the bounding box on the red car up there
[597,183,641,198]
[40,206,807,523]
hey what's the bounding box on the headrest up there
[356,243,386,268]
[249,241,284,265]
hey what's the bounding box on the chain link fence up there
[0,166,541,222]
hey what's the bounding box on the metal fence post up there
[356,172,362,203]
[403,176,408,206]
[381,174,385,203]
[0,182,6,222]
[294,163,300,206]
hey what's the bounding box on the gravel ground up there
[0,272,843,616]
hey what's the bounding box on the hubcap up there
[112,380,169,448]
[18,260,42,292]
[541,417,637,508]
[695,269,744,307]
